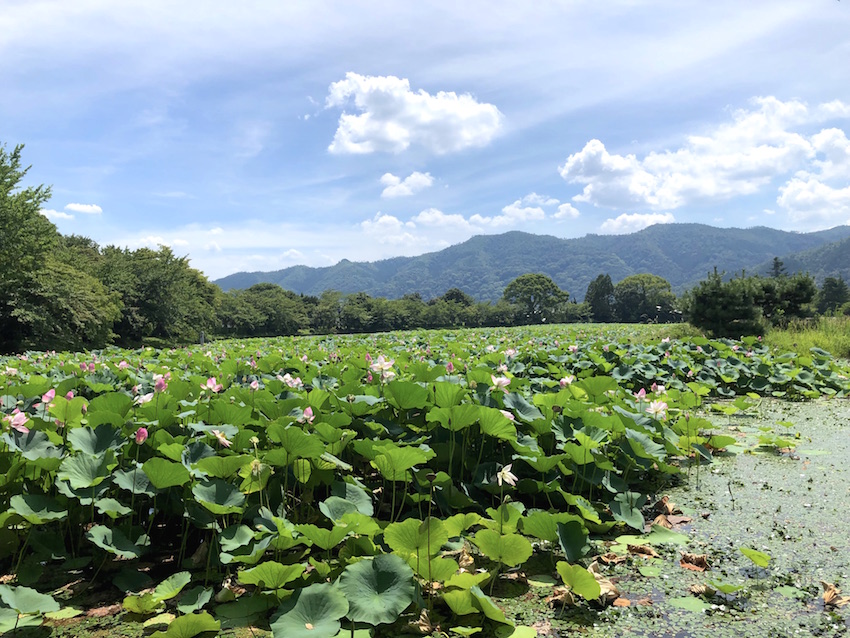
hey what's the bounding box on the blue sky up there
[3,1,850,279]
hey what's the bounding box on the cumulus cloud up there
[777,178,850,225]
[380,171,434,198]
[360,212,417,245]
[469,192,560,227]
[283,249,304,260]
[326,72,503,154]
[40,209,74,221]
[599,212,675,234]
[554,203,580,219]
[65,203,102,214]
[411,208,473,231]
[560,97,850,211]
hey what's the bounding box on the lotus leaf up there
[270,583,348,638]
[338,554,415,625]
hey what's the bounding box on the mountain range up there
[214,224,850,302]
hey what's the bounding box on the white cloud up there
[360,212,417,245]
[560,97,849,210]
[777,178,850,226]
[411,208,473,231]
[469,194,559,227]
[171,238,189,246]
[380,171,434,198]
[40,209,74,221]
[204,241,222,252]
[65,203,102,214]
[554,203,580,219]
[599,212,675,234]
[283,249,304,260]
[326,72,503,154]
[209,227,224,235]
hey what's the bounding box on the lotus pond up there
[1,324,848,637]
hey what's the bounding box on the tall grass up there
[765,316,850,359]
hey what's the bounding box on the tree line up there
[3,143,849,353]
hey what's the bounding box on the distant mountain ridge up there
[214,224,850,302]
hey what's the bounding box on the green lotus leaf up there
[384,380,430,411]
[555,562,601,601]
[193,454,252,479]
[433,381,467,408]
[293,524,348,551]
[123,592,164,615]
[88,391,134,417]
[443,512,483,538]
[476,406,516,441]
[520,511,582,542]
[238,460,272,493]
[270,583,348,638]
[1,429,64,463]
[0,584,60,614]
[319,496,359,523]
[175,586,213,614]
[113,569,154,594]
[266,423,326,460]
[483,503,525,535]
[668,596,711,612]
[9,494,67,524]
[371,444,434,481]
[384,517,448,561]
[503,392,543,423]
[330,480,374,516]
[238,561,305,590]
[0,607,42,632]
[143,458,191,490]
[473,530,533,568]
[610,492,646,531]
[192,479,246,515]
[94,497,132,519]
[215,594,277,629]
[740,547,771,567]
[113,465,157,497]
[625,428,666,461]
[86,525,146,559]
[153,571,192,601]
[413,556,458,582]
[426,404,481,432]
[149,611,220,638]
[556,520,590,563]
[338,554,415,626]
[67,423,126,456]
[442,588,477,615]
[469,585,512,625]
[445,571,490,590]
[58,452,115,489]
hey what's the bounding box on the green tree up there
[816,276,850,314]
[584,274,615,322]
[770,256,786,278]
[0,144,121,352]
[684,269,765,337]
[502,273,568,324]
[613,274,676,323]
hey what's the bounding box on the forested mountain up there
[754,235,850,283]
[215,224,850,301]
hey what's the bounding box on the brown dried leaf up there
[653,496,681,515]
[612,597,631,607]
[634,597,653,606]
[588,560,620,604]
[545,586,577,607]
[458,549,475,570]
[667,515,693,526]
[628,544,660,558]
[822,582,850,608]
[86,604,122,618]
[689,584,715,596]
[680,552,710,572]
[653,514,673,529]
[598,552,628,565]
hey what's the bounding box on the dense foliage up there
[1,326,847,634]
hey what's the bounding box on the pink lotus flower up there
[4,411,30,434]
[250,380,260,391]
[568,345,578,353]
[634,388,647,400]
[154,376,168,393]
[496,463,518,487]
[201,377,223,393]
[134,392,154,406]
[65,391,74,400]
[370,355,394,373]
[364,353,372,362]
[42,388,56,404]
[559,375,575,388]
[117,360,129,370]
[211,429,232,448]
[135,427,148,444]
[499,410,515,421]
[646,400,668,420]
[301,406,315,423]
[445,361,455,373]
[489,375,510,393]
[301,354,309,363]
[277,373,303,389]
[88,362,96,372]
[650,382,665,394]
